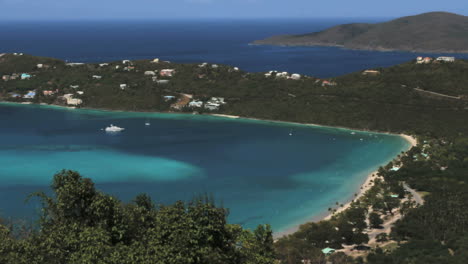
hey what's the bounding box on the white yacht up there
[105,124,125,132]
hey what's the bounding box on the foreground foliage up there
[0,170,275,264]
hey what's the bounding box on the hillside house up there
[363,70,380,75]
[436,56,455,62]
[290,73,301,80]
[21,73,31,80]
[43,90,56,96]
[157,80,170,85]
[2,75,10,81]
[204,102,220,111]
[66,63,84,67]
[144,71,156,76]
[265,70,277,78]
[210,97,226,104]
[92,75,102,80]
[163,95,176,101]
[122,60,131,64]
[37,64,43,69]
[120,84,127,90]
[70,85,80,89]
[276,72,289,79]
[99,63,109,67]
[322,80,337,87]
[23,91,36,99]
[212,64,219,69]
[160,69,176,77]
[63,94,83,106]
[417,57,432,64]
[77,91,84,95]
[198,62,208,68]
[188,100,203,108]
[151,58,160,63]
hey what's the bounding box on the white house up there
[362,70,380,75]
[66,63,84,67]
[23,91,36,99]
[276,72,289,78]
[120,84,127,90]
[290,73,301,80]
[157,80,170,85]
[436,56,455,62]
[92,75,102,80]
[163,95,176,101]
[122,60,131,64]
[204,102,220,111]
[144,71,156,76]
[188,100,203,108]
[99,63,109,67]
[212,64,219,69]
[151,58,160,63]
[70,85,80,89]
[77,91,84,95]
[63,94,82,106]
[210,97,226,104]
[37,64,43,69]
[198,62,208,68]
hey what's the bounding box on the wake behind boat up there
[104,124,125,132]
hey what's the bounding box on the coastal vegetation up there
[0,170,275,264]
[254,12,468,53]
[1,54,468,262]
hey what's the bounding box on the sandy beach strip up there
[273,134,417,239]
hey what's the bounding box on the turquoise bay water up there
[0,103,409,232]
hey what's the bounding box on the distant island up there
[254,12,468,53]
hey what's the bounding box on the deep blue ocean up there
[0,19,422,232]
[1,19,468,77]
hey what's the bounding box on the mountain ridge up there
[254,12,468,53]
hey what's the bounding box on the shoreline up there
[273,133,417,239]
[1,101,417,238]
[251,41,468,54]
[0,101,414,138]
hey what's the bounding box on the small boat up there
[289,130,293,136]
[105,124,125,132]
[351,132,356,135]
[145,122,150,126]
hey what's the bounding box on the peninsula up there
[1,53,467,136]
[254,12,468,53]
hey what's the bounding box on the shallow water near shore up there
[0,103,409,232]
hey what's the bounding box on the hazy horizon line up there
[0,16,395,22]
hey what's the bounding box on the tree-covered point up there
[1,54,467,137]
[0,170,275,264]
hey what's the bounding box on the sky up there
[0,0,467,20]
